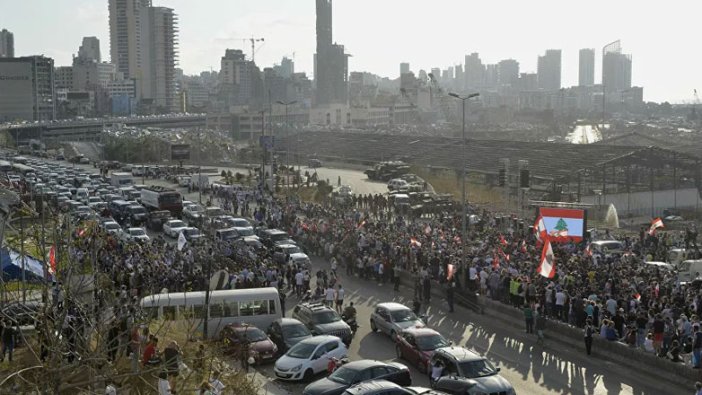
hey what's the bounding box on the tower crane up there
[230,36,265,62]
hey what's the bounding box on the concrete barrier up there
[395,269,699,388]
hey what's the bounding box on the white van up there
[75,187,89,204]
[140,288,282,339]
[677,260,702,283]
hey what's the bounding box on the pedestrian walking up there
[584,318,594,355]
[524,304,534,334]
[446,282,455,313]
[0,321,16,363]
[535,307,546,344]
[335,284,345,313]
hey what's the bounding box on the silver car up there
[370,302,425,338]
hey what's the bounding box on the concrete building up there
[273,57,294,79]
[219,49,262,108]
[497,59,519,87]
[537,49,561,91]
[314,0,348,106]
[109,0,179,112]
[0,56,55,122]
[603,45,632,95]
[54,66,74,91]
[0,29,14,58]
[579,48,595,87]
[400,62,410,75]
[464,53,485,89]
[78,36,101,63]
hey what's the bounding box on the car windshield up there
[169,221,185,228]
[284,246,302,254]
[187,205,204,212]
[237,228,254,236]
[282,324,311,338]
[105,223,120,230]
[416,334,450,351]
[458,359,498,378]
[242,328,268,342]
[312,310,341,324]
[130,207,146,214]
[232,219,250,227]
[184,228,200,236]
[286,342,317,359]
[390,309,417,322]
[328,365,358,385]
[130,229,146,236]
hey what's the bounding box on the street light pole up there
[449,92,480,273]
[276,100,297,187]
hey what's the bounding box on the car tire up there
[395,344,403,360]
[303,368,314,382]
[370,320,377,332]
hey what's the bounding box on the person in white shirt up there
[431,360,444,382]
[295,271,304,297]
[325,286,335,307]
[335,285,345,313]
[209,370,225,395]
[157,371,171,395]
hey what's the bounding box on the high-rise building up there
[537,49,561,91]
[274,57,294,79]
[578,48,595,87]
[314,0,348,106]
[109,0,178,111]
[219,49,261,106]
[400,62,410,75]
[497,59,519,87]
[0,56,55,121]
[78,36,102,63]
[142,6,178,111]
[0,29,14,58]
[464,53,485,89]
[603,42,632,94]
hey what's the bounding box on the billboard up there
[170,144,191,161]
[537,207,586,243]
[0,61,33,122]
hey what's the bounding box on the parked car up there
[220,323,278,365]
[303,360,411,395]
[101,220,122,235]
[292,303,353,346]
[181,227,203,241]
[274,335,348,382]
[267,318,313,354]
[429,346,515,395]
[163,219,188,238]
[343,380,441,395]
[370,302,425,338]
[273,244,311,268]
[395,328,450,374]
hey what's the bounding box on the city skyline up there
[2,0,701,103]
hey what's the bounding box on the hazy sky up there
[2,0,701,103]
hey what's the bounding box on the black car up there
[303,360,411,395]
[146,210,172,231]
[267,317,313,354]
[260,229,292,248]
[292,302,353,346]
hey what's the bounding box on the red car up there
[220,323,278,364]
[395,327,451,373]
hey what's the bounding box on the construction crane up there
[230,36,265,63]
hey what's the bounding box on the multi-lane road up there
[52,157,688,394]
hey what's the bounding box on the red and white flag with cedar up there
[534,216,547,243]
[648,217,664,236]
[537,240,556,278]
[48,245,56,274]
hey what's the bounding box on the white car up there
[387,178,409,191]
[274,335,347,382]
[121,227,150,243]
[163,219,188,238]
[102,221,121,235]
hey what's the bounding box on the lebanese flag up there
[648,217,664,236]
[537,240,556,278]
[584,243,592,257]
[447,264,455,280]
[499,234,508,246]
[48,245,56,274]
[534,216,547,242]
[410,237,422,248]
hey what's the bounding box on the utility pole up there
[198,129,203,204]
[277,100,298,188]
[448,92,479,271]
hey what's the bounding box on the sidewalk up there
[249,369,293,395]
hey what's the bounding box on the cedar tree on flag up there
[537,240,556,278]
[648,217,664,236]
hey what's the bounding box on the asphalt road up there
[253,256,688,395]
[50,159,688,393]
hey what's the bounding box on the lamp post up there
[448,92,480,273]
[276,100,297,186]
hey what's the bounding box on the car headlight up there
[291,364,302,372]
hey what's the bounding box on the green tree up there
[555,218,568,232]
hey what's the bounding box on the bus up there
[0,160,12,172]
[12,163,35,176]
[139,287,282,339]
